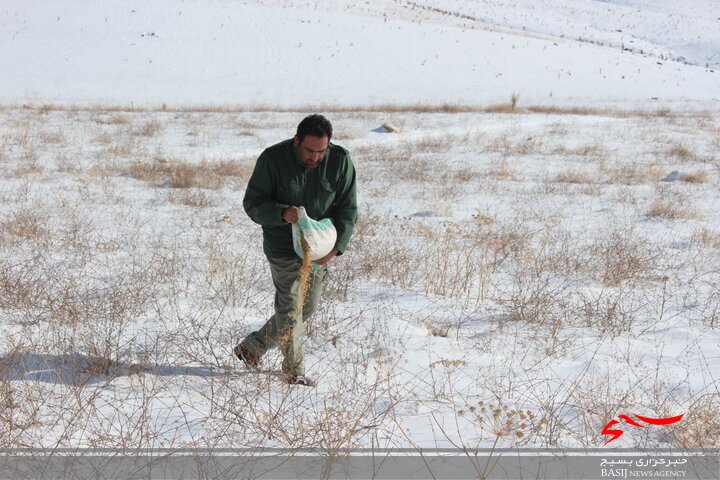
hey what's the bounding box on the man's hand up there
[313,249,338,266]
[282,206,300,224]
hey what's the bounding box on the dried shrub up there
[578,287,640,334]
[487,160,520,181]
[606,165,665,185]
[554,169,595,184]
[93,113,131,125]
[569,373,636,446]
[0,209,50,243]
[646,197,696,220]
[355,221,420,289]
[666,142,697,162]
[406,135,453,153]
[383,152,436,184]
[672,397,720,448]
[38,129,65,145]
[421,222,485,299]
[504,267,570,325]
[587,225,659,287]
[167,188,215,207]
[133,120,162,137]
[694,228,720,249]
[128,157,252,189]
[681,171,709,184]
[458,400,547,442]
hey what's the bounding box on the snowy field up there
[1,0,719,107]
[0,0,719,459]
[1,105,718,451]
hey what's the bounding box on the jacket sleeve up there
[243,151,288,226]
[332,152,358,255]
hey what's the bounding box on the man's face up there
[294,135,329,169]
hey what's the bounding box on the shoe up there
[283,374,312,386]
[234,344,260,369]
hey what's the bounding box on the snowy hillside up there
[1,0,718,107]
[406,0,720,68]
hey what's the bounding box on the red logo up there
[602,414,685,444]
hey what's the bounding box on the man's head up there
[294,114,332,169]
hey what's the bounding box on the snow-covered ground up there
[0,0,719,460]
[1,0,719,107]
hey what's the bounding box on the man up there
[234,114,357,386]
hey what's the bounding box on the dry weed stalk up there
[694,228,720,250]
[588,225,659,287]
[458,400,547,443]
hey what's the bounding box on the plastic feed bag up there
[292,207,337,261]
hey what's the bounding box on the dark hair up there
[296,114,332,142]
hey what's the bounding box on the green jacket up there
[243,139,358,259]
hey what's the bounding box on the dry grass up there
[672,397,720,448]
[569,373,636,446]
[694,228,720,249]
[647,202,682,221]
[575,141,607,158]
[332,129,362,140]
[353,220,421,289]
[407,135,453,153]
[487,160,521,181]
[488,216,668,335]
[646,196,697,220]
[0,208,50,244]
[12,162,44,177]
[450,167,476,183]
[553,169,595,184]
[484,94,520,114]
[504,270,570,326]
[9,123,38,165]
[587,225,659,287]
[489,219,578,327]
[93,113,131,125]
[378,144,479,194]
[133,120,163,137]
[38,129,65,145]
[665,142,697,162]
[106,141,136,158]
[605,164,665,185]
[421,221,485,299]
[91,130,114,145]
[36,104,54,115]
[578,287,640,334]
[167,188,215,207]
[681,170,709,184]
[5,102,712,119]
[126,157,253,189]
[523,105,696,119]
